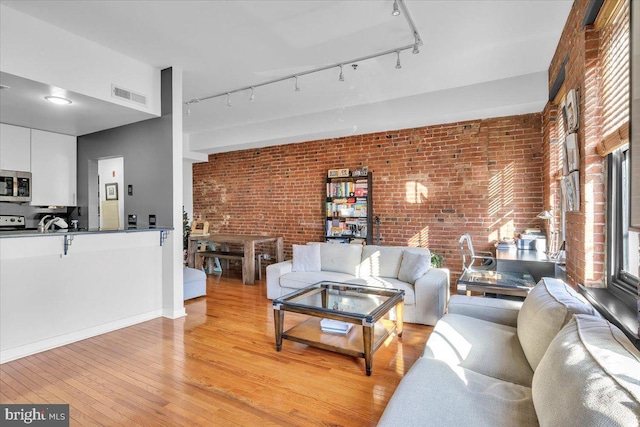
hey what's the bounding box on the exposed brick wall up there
[193,114,544,285]
[544,0,607,287]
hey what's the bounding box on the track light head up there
[226,93,232,107]
[392,0,400,16]
[294,76,300,92]
[412,44,420,54]
[412,33,420,54]
[395,51,402,69]
[249,87,255,101]
[339,65,344,82]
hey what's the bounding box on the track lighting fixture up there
[185,1,422,111]
[187,105,191,115]
[392,0,400,16]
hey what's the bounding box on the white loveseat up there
[266,243,450,325]
[378,278,640,426]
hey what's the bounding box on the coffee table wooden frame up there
[273,281,404,376]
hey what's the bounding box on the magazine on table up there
[320,318,353,335]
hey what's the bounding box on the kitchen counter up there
[1,226,183,363]
[0,226,173,238]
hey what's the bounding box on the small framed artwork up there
[564,89,579,133]
[105,183,118,200]
[565,133,580,172]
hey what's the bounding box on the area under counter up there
[0,228,179,363]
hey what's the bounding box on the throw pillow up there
[517,277,600,370]
[292,244,321,272]
[397,251,431,284]
[532,314,640,426]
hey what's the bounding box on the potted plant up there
[431,253,444,268]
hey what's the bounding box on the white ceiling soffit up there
[1,1,573,153]
[0,72,156,136]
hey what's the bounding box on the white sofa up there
[378,278,640,426]
[266,243,450,326]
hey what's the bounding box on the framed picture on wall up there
[565,133,580,172]
[105,183,118,200]
[564,89,579,133]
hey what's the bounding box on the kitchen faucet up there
[38,215,69,233]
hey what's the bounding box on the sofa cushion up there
[378,357,538,427]
[533,314,640,427]
[517,277,600,370]
[447,295,522,327]
[315,243,363,275]
[279,271,357,290]
[423,313,534,387]
[353,276,415,305]
[291,244,321,272]
[360,245,404,278]
[397,250,431,284]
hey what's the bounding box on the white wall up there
[161,67,185,319]
[0,4,160,116]
[0,231,164,363]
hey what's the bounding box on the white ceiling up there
[0,0,573,154]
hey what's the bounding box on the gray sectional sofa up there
[378,278,640,426]
[266,243,450,326]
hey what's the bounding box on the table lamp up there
[537,210,555,253]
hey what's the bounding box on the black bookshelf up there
[324,172,373,245]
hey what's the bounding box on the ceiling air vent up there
[111,84,147,107]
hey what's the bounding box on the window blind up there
[596,0,630,157]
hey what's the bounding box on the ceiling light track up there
[185,0,423,108]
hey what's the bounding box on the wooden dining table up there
[187,234,284,285]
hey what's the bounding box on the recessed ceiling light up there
[44,96,72,105]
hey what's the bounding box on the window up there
[600,0,638,299]
[608,147,640,304]
[587,0,639,344]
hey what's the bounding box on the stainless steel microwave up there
[0,169,32,202]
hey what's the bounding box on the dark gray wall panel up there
[76,68,173,229]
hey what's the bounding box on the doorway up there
[97,157,124,229]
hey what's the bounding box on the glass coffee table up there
[457,270,536,298]
[272,281,405,376]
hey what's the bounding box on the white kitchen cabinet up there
[30,129,77,206]
[0,124,31,171]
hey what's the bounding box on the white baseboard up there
[0,309,163,364]
[163,307,187,319]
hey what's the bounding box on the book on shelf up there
[320,318,353,334]
[327,181,357,197]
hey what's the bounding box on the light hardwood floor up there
[0,272,433,426]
